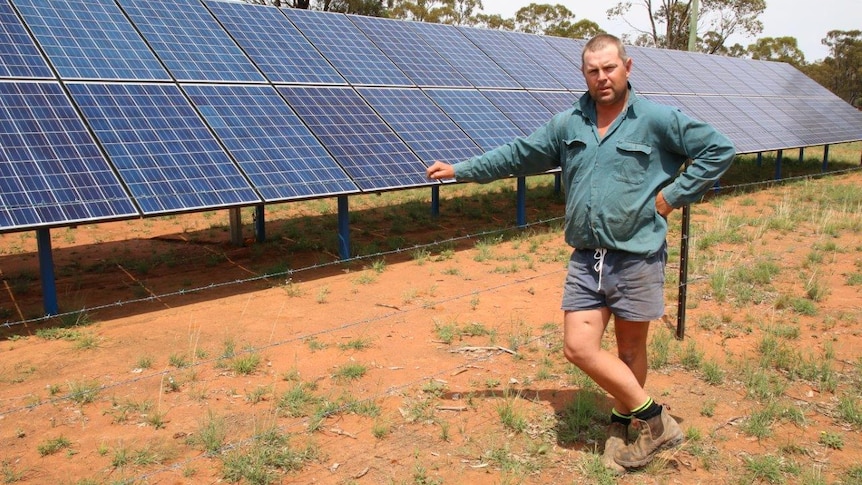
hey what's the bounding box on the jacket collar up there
[575,83,639,122]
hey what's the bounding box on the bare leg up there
[610,317,650,414]
[562,309,649,412]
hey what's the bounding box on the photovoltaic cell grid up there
[540,35,587,91]
[348,15,471,88]
[424,88,526,152]
[457,26,564,90]
[67,82,261,214]
[410,21,519,89]
[117,0,265,83]
[356,87,481,165]
[0,81,137,229]
[278,86,431,191]
[528,90,579,114]
[503,31,584,91]
[182,84,358,201]
[203,1,345,85]
[283,8,412,87]
[13,0,170,81]
[479,90,555,134]
[0,0,52,79]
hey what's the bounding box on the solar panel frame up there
[423,88,525,152]
[0,0,53,79]
[409,21,520,89]
[203,0,345,85]
[117,0,265,83]
[348,14,471,88]
[282,8,413,87]
[456,26,565,90]
[13,0,171,81]
[0,80,138,231]
[182,83,359,202]
[67,81,261,214]
[278,85,432,191]
[356,86,482,165]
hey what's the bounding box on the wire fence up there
[2,163,861,332]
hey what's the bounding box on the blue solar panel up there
[278,86,431,191]
[183,84,358,201]
[14,0,170,81]
[117,0,265,83]
[0,81,137,230]
[801,98,862,143]
[282,8,412,87]
[457,26,565,90]
[529,90,579,113]
[423,88,525,151]
[540,35,587,91]
[204,1,345,85]
[410,21,519,89]
[349,14,471,88]
[67,82,261,214]
[480,90,554,134]
[0,0,53,79]
[501,31,583,91]
[357,87,481,165]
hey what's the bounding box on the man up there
[426,33,735,471]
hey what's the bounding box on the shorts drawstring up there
[593,248,607,291]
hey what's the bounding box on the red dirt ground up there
[1,172,861,484]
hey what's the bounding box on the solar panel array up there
[1,0,861,233]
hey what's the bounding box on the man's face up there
[582,45,632,106]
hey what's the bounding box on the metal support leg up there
[36,228,59,316]
[337,195,350,260]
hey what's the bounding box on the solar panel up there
[183,84,359,201]
[0,0,53,79]
[13,0,170,81]
[801,98,862,143]
[348,14,471,88]
[282,8,412,87]
[356,86,482,164]
[480,90,554,134]
[697,96,784,153]
[203,1,345,85]
[67,82,261,214]
[625,46,690,94]
[278,85,431,191]
[410,21,520,89]
[500,31,583,91]
[529,90,579,113]
[423,88,525,151]
[117,0,265,83]
[457,26,565,90]
[540,35,587,91]
[0,81,137,230]
[644,94,760,153]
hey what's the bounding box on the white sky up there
[480,0,860,62]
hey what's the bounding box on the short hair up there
[581,33,629,66]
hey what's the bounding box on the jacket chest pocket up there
[614,141,652,184]
[563,137,588,183]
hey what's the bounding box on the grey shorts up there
[561,245,667,321]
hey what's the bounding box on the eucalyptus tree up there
[746,36,805,66]
[607,0,765,53]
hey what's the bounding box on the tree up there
[607,0,765,53]
[511,3,601,39]
[388,0,485,25]
[746,36,805,66]
[803,30,862,108]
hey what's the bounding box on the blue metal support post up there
[36,228,59,316]
[516,176,526,228]
[822,145,829,172]
[254,204,265,243]
[775,150,783,180]
[337,195,350,260]
[430,185,440,217]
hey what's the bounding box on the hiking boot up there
[613,406,683,469]
[601,422,627,475]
